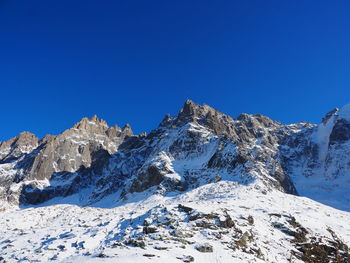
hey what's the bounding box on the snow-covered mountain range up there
[0,100,349,263]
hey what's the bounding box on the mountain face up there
[1,100,350,263]
[0,100,350,209]
[0,115,133,205]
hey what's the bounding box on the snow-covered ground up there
[1,180,349,263]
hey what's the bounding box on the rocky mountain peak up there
[177,100,218,119]
[39,134,55,144]
[180,99,200,116]
[176,100,232,126]
[321,108,339,124]
[15,131,38,144]
[159,114,172,127]
[73,115,108,131]
[90,114,99,122]
[0,131,38,162]
[172,100,281,145]
[122,123,133,135]
[314,105,350,147]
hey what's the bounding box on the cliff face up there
[0,116,133,205]
[0,100,350,211]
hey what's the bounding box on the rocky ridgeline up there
[1,100,350,210]
[0,115,133,205]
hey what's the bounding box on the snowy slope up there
[1,181,349,263]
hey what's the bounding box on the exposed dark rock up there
[292,228,350,263]
[125,239,146,249]
[176,255,195,262]
[130,165,165,193]
[329,119,350,145]
[178,204,193,213]
[195,243,213,253]
[143,226,157,234]
[219,214,235,228]
[247,215,254,225]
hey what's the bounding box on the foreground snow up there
[1,181,349,263]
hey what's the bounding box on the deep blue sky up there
[1,0,350,141]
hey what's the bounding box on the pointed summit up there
[180,99,200,116]
[321,108,339,124]
[176,99,228,125]
[122,123,133,136]
[159,114,172,127]
[91,114,99,122]
[74,115,108,130]
[90,115,108,126]
[176,99,206,122]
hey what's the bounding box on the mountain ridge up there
[0,100,349,209]
[1,100,350,263]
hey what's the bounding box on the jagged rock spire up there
[159,114,172,127]
[180,99,199,116]
[122,124,133,136]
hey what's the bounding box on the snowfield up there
[1,181,349,263]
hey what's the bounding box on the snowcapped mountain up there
[0,100,350,263]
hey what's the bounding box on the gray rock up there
[195,243,213,253]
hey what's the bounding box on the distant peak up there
[180,99,201,116]
[320,104,350,125]
[159,114,172,127]
[90,114,99,122]
[0,131,38,145]
[122,123,133,136]
[321,108,339,124]
[177,99,227,120]
[123,123,131,129]
[90,115,107,126]
[74,115,108,130]
[18,131,37,138]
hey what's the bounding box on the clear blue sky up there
[1,0,350,141]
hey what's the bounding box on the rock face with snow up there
[0,132,39,163]
[0,116,133,205]
[1,100,350,263]
[1,100,350,209]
